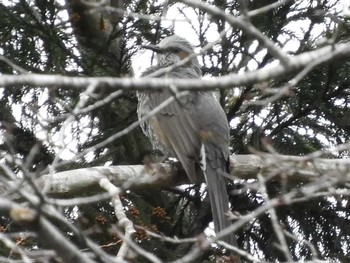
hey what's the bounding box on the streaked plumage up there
[137,35,235,245]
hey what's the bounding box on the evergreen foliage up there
[0,0,349,262]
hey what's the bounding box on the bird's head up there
[142,35,201,76]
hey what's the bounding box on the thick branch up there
[36,154,350,197]
[36,163,188,196]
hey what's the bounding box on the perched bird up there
[137,35,235,245]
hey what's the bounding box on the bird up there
[137,35,235,245]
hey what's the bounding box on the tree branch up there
[0,198,97,263]
[34,153,350,197]
[1,42,349,90]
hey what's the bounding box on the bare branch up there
[31,152,350,198]
[0,198,97,263]
[1,42,349,91]
[99,178,136,260]
[180,0,290,66]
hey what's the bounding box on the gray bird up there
[137,35,235,245]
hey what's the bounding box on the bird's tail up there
[202,145,236,246]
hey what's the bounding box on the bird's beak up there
[141,44,163,53]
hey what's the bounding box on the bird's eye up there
[168,47,181,53]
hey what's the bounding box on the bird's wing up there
[145,67,202,181]
[194,92,230,167]
[193,92,234,244]
[141,67,234,243]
